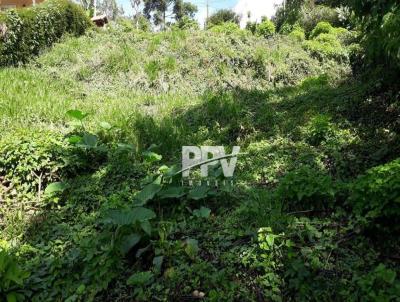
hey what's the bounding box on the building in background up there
[234,0,283,28]
[0,0,44,10]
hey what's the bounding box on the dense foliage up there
[0,1,399,301]
[206,9,240,28]
[0,0,91,66]
[143,0,197,29]
[346,0,400,76]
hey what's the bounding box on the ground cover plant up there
[0,0,399,301]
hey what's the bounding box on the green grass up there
[1,26,399,302]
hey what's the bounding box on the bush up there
[274,3,339,35]
[299,5,340,34]
[0,246,29,302]
[209,22,241,35]
[0,130,78,197]
[302,38,347,61]
[256,20,276,38]
[347,0,400,73]
[0,0,91,66]
[349,264,400,301]
[349,159,400,229]
[309,21,334,39]
[245,21,257,34]
[276,166,335,210]
[303,23,349,61]
[173,16,199,30]
[309,21,353,43]
[206,9,240,28]
[288,25,305,41]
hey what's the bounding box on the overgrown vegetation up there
[0,0,91,66]
[0,1,399,301]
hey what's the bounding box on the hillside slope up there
[1,27,399,301]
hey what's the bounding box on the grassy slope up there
[1,27,399,301]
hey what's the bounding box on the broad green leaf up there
[120,233,141,254]
[163,165,180,177]
[45,182,66,195]
[193,206,211,218]
[76,284,86,294]
[100,121,112,130]
[143,151,162,163]
[158,165,169,173]
[140,220,152,236]
[188,186,209,200]
[375,264,396,284]
[152,255,164,272]
[66,110,88,121]
[135,184,162,205]
[117,143,135,151]
[105,207,156,225]
[132,207,156,221]
[158,187,185,199]
[266,234,275,248]
[127,271,154,286]
[82,133,98,147]
[6,292,17,302]
[185,238,199,260]
[68,135,82,144]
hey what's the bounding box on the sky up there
[118,0,284,28]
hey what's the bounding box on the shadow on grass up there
[132,73,400,179]
[15,73,400,301]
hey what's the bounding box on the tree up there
[272,0,341,33]
[130,0,142,29]
[80,0,95,15]
[346,0,400,73]
[143,0,198,30]
[173,0,197,21]
[98,0,124,20]
[256,20,276,38]
[206,9,240,28]
[143,0,171,29]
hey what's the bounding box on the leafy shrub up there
[274,3,339,35]
[0,246,29,302]
[276,166,335,210]
[309,21,354,44]
[173,16,199,30]
[303,114,335,146]
[240,138,323,186]
[303,21,354,62]
[288,25,305,41]
[348,42,364,71]
[298,5,340,34]
[279,22,294,34]
[347,0,400,72]
[309,21,334,39]
[133,15,151,31]
[206,9,240,28]
[349,159,400,229]
[209,22,241,35]
[256,20,276,38]
[348,264,400,301]
[0,130,72,195]
[115,18,136,32]
[0,0,91,66]
[303,33,347,61]
[333,27,358,46]
[254,227,287,301]
[378,6,400,68]
[245,21,257,34]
